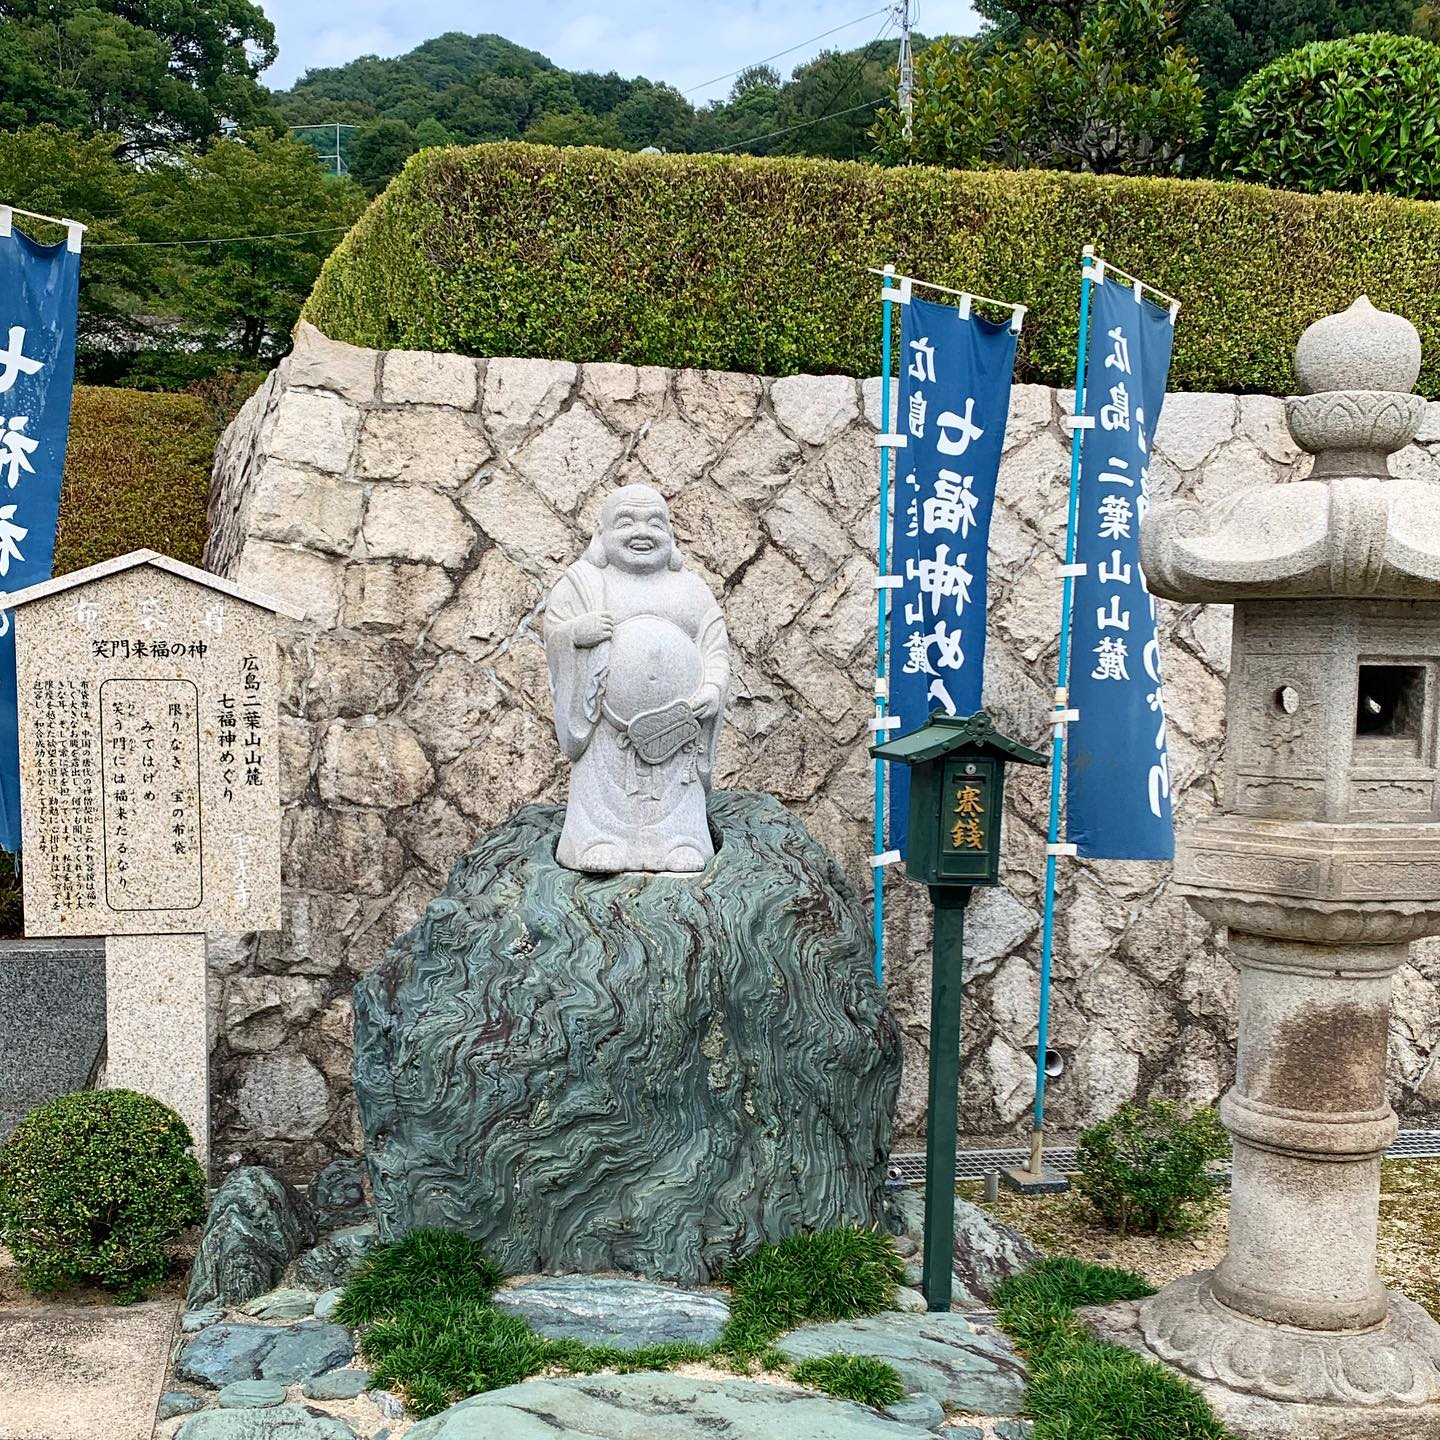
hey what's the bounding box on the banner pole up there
[1026,245,1099,1182]
[871,265,901,987]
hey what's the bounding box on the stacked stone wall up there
[204,322,1440,1177]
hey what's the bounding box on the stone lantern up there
[1123,297,1440,1438]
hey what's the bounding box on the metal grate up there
[888,1129,1440,1187]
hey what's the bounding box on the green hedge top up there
[304,144,1440,399]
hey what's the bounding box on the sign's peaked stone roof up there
[0,549,304,619]
[871,709,1047,767]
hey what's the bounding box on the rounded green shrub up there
[1215,34,1440,198]
[1076,1099,1230,1237]
[0,1089,206,1301]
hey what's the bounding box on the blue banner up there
[0,225,81,852]
[887,295,1017,854]
[1066,277,1176,860]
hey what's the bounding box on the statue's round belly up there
[605,616,703,724]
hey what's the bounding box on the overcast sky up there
[260,1,979,94]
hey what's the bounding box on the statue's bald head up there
[586,484,681,573]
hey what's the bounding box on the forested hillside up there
[271,30,903,191]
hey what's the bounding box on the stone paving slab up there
[406,1372,933,1437]
[777,1311,1028,1416]
[0,1297,176,1440]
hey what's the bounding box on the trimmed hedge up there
[305,143,1440,398]
[1215,34,1440,199]
[55,386,217,577]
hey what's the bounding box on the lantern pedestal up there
[1105,298,1440,1437]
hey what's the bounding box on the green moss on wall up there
[304,144,1440,398]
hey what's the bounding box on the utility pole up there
[896,0,915,146]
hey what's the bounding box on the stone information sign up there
[14,556,282,936]
[4,550,296,1167]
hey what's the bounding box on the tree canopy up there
[875,0,1206,173]
[270,29,908,189]
[0,0,278,151]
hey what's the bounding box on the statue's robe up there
[544,558,729,873]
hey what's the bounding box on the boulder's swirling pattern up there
[353,790,902,1282]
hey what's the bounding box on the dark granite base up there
[0,938,105,1139]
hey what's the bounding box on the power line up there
[708,11,896,154]
[684,7,889,97]
[90,226,352,249]
[708,97,887,153]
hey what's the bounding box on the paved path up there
[0,1297,177,1440]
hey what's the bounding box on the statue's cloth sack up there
[624,702,702,766]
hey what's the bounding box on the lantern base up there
[1082,1270,1440,1439]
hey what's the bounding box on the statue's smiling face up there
[603,501,674,573]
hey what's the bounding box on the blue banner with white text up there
[1066,276,1176,860]
[0,225,81,852]
[886,294,1017,855]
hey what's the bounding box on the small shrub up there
[339,1225,906,1414]
[0,1089,205,1301]
[545,1338,710,1373]
[1215,34,1440,198]
[791,1353,906,1408]
[721,1227,905,1357]
[334,1227,504,1327]
[996,1259,1231,1438]
[994,1257,1155,1358]
[1076,1100,1229,1237]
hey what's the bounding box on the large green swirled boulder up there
[353,790,902,1282]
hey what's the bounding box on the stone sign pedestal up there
[1111,298,1440,1436]
[3,550,296,1170]
[104,932,209,1170]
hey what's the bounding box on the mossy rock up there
[353,791,902,1283]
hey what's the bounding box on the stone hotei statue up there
[544,485,729,873]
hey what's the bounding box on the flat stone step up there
[777,1311,1028,1416]
[0,1296,178,1440]
[404,1372,936,1437]
[492,1276,731,1350]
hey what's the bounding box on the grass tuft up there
[790,1353,907,1408]
[360,1296,551,1414]
[339,1225,910,1417]
[995,1258,1233,1438]
[334,1228,504,1328]
[719,1227,905,1358]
